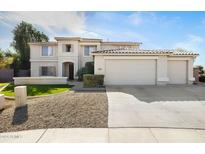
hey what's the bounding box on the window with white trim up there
[40,66,56,76]
[65,44,72,52]
[84,46,97,56]
[42,46,53,56]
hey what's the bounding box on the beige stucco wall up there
[31,61,58,77]
[30,40,141,78]
[56,40,79,78]
[78,45,94,68]
[78,42,100,68]
[94,55,195,85]
[30,44,58,60]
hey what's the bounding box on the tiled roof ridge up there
[92,48,198,55]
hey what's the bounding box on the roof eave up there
[101,42,142,45]
[28,42,57,45]
[92,53,199,56]
[91,53,172,56]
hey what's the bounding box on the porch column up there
[58,62,62,77]
[74,58,78,79]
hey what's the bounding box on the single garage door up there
[168,60,187,84]
[105,59,156,85]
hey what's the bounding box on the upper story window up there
[84,46,97,57]
[65,44,72,52]
[42,46,53,56]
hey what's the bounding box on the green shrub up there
[83,74,104,88]
[85,62,94,74]
[77,61,94,81]
[76,67,87,81]
[199,75,205,82]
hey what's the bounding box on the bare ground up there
[0,91,108,133]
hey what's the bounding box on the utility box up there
[14,86,27,108]
[0,94,5,110]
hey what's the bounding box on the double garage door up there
[104,59,187,85]
[105,59,157,85]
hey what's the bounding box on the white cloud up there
[129,12,181,28]
[174,34,204,50]
[129,12,144,25]
[0,11,87,37]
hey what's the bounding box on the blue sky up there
[0,11,204,66]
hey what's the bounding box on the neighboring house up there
[29,36,198,85]
[29,37,140,80]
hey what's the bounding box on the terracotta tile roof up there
[92,48,199,56]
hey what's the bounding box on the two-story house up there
[29,37,140,80]
[28,36,198,85]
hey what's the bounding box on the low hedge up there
[83,74,104,88]
[199,75,205,82]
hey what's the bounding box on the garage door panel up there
[105,59,156,85]
[168,60,187,84]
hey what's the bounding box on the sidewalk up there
[1,128,205,143]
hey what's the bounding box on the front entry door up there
[69,63,74,80]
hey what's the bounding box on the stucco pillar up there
[94,56,105,75]
[188,59,195,84]
[74,57,78,79]
[58,62,62,77]
[14,86,27,108]
[157,56,169,85]
[0,94,5,110]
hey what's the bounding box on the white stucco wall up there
[157,56,169,85]
[14,77,68,85]
[94,55,105,75]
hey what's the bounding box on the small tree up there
[196,65,204,75]
[0,49,14,69]
[11,21,48,69]
[198,65,204,75]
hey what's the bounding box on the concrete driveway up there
[107,85,205,128]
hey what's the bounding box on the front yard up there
[0,91,108,132]
[0,83,73,96]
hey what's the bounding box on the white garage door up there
[168,60,187,84]
[105,59,156,85]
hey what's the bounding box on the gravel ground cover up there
[0,91,108,132]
